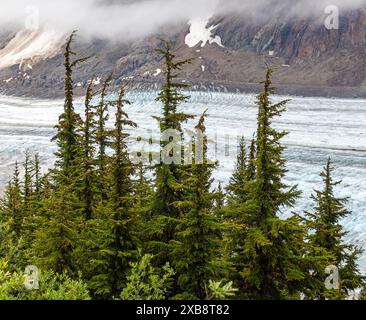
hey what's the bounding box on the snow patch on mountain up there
[0,29,65,70]
[87,77,101,86]
[185,17,224,48]
[153,68,162,76]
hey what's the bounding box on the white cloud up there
[0,0,365,42]
[0,0,219,41]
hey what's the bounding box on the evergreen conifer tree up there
[33,32,88,275]
[227,136,247,203]
[52,31,89,184]
[246,136,256,181]
[33,154,42,202]
[214,182,225,210]
[80,79,97,220]
[89,87,137,298]
[0,164,24,266]
[172,111,225,299]
[96,74,113,200]
[229,67,309,299]
[305,158,364,299]
[23,150,33,206]
[148,41,193,264]
[2,163,23,240]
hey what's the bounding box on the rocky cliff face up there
[1,8,366,98]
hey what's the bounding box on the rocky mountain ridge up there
[1,8,366,98]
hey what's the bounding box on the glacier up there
[0,91,366,271]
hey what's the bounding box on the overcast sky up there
[0,0,365,41]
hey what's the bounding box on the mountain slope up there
[1,9,366,98]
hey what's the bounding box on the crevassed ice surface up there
[0,91,366,271]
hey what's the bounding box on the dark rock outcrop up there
[2,8,366,98]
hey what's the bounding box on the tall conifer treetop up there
[305,158,364,299]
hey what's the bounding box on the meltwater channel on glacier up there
[1,91,366,270]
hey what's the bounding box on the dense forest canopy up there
[0,33,364,300]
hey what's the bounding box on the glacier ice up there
[0,91,366,271]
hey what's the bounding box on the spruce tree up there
[148,41,193,264]
[21,152,42,265]
[3,163,23,240]
[33,154,42,202]
[229,67,309,299]
[33,32,88,275]
[0,159,41,268]
[133,162,153,249]
[52,31,89,183]
[23,150,33,206]
[246,136,256,181]
[305,158,364,299]
[227,136,247,203]
[72,80,98,279]
[215,182,225,210]
[0,164,24,265]
[155,41,193,133]
[33,186,81,275]
[96,74,113,201]
[172,111,225,299]
[89,87,137,298]
[80,79,97,220]
[133,162,153,216]
[225,135,255,214]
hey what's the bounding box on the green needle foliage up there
[88,87,138,298]
[207,280,238,300]
[148,41,194,266]
[53,31,89,184]
[172,111,226,300]
[33,32,89,276]
[0,36,364,301]
[79,79,98,220]
[96,74,113,201]
[246,137,256,182]
[0,259,90,300]
[305,158,364,299]
[227,67,310,300]
[227,136,248,203]
[120,254,175,300]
